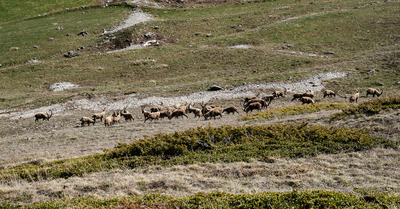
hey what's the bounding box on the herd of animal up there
[33,87,384,127]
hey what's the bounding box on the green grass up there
[0,5,131,66]
[1,0,399,110]
[241,103,353,121]
[3,190,400,208]
[0,123,396,183]
[0,0,98,23]
[331,96,400,120]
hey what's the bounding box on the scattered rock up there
[144,32,155,39]
[375,81,383,86]
[194,32,202,36]
[77,46,85,51]
[206,33,212,37]
[64,51,76,58]
[49,38,54,41]
[33,46,39,49]
[366,69,376,74]
[66,33,72,36]
[26,58,39,64]
[396,81,400,85]
[0,64,2,67]
[282,44,293,49]
[10,47,20,51]
[177,0,185,3]
[49,82,80,92]
[207,85,223,91]
[77,31,89,36]
[143,40,160,47]
[324,51,335,55]
[152,26,160,29]
[56,27,64,30]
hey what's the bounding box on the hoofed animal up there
[323,90,336,98]
[80,117,95,126]
[142,106,160,123]
[303,89,314,98]
[112,111,121,124]
[244,102,262,113]
[92,108,106,122]
[366,88,383,97]
[104,115,114,127]
[223,106,239,114]
[34,110,53,122]
[273,87,287,98]
[204,109,223,120]
[349,90,360,103]
[121,108,134,121]
[292,93,304,101]
[300,96,315,105]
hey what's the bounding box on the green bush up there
[331,96,400,120]
[9,191,400,208]
[0,123,396,182]
[241,103,352,121]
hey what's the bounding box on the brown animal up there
[291,93,304,101]
[168,109,188,119]
[92,108,106,122]
[262,95,275,105]
[349,90,360,103]
[150,102,164,112]
[204,109,223,120]
[80,117,95,126]
[366,88,383,97]
[121,108,134,121]
[323,90,336,98]
[159,109,173,119]
[104,115,114,127]
[223,106,239,114]
[273,87,287,98]
[142,106,160,123]
[300,97,315,105]
[244,102,262,113]
[187,104,203,118]
[34,110,53,122]
[244,99,268,109]
[112,111,121,124]
[303,89,314,98]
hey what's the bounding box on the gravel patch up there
[2,71,348,120]
[102,9,153,35]
[49,82,80,92]
[228,45,253,49]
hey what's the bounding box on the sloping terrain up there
[0,0,399,207]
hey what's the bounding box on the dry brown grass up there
[1,147,398,203]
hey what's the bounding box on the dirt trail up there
[1,71,348,120]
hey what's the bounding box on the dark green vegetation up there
[1,0,399,110]
[331,96,400,120]
[1,123,396,182]
[2,191,400,208]
[241,103,353,121]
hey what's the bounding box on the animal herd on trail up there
[33,87,383,126]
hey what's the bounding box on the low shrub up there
[331,96,400,120]
[0,123,396,182]
[6,190,400,208]
[241,103,352,121]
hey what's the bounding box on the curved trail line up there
[3,71,348,120]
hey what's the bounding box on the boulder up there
[64,51,76,58]
[207,85,223,91]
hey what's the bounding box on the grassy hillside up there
[0,0,399,110]
[0,0,98,23]
[1,0,400,207]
